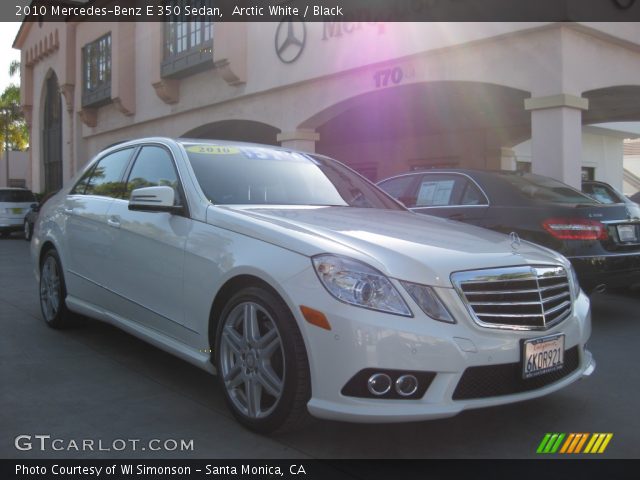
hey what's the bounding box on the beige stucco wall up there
[0,151,30,188]
[513,130,625,189]
[14,21,640,191]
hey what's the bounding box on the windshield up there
[0,190,36,203]
[183,144,403,210]
[498,173,597,205]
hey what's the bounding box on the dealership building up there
[12,18,640,193]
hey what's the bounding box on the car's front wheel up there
[39,249,77,329]
[215,286,311,433]
[24,220,32,241]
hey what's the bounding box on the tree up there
[0,61,29,152]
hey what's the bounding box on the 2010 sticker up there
[186,145,240,155]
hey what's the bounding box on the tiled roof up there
[624,139,640,156]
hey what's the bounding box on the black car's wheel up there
[24,220,32,241]
[215,286,311,433]
[39,249,76,329]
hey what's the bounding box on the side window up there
[415,174,466,207]
[583,184,617,204]
[460,180,488,206]
[70,165,96,195]
[84,148,133,198]
[125,146,181,204]
[377,176,418,207]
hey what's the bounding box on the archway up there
[42,72,62,192]
[583,85,640,124]
[181,120,280,146]
[300,82,531,181]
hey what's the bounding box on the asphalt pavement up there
[1,235,639,459]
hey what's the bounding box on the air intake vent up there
[451,266,572,330]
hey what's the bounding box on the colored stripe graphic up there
[559,433,575,453]
[536,434,552,453]
[538,433,613,454]
[574,433,589,453]
[537,433,565,454]
[584,433,613,454]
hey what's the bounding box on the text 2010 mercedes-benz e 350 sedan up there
[32,138,595,433]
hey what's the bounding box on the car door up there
[410,173,489,224]
[62,147,134,305]
[103,144,193,343]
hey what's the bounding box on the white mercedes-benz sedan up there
[32,138,594,433]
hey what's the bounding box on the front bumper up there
[569,252,640,291]
[282,267,593,423]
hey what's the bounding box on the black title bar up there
[3,0,640,23]
[3,459,640,480]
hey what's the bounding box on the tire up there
[24,220,32,241]
[215,286,311,434]
[39,249,77,329]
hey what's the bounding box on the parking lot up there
[1,236,639,459]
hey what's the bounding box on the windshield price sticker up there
[186,145,310,163]
[523,334,565,379]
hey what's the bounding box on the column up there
[277,129,320,153]
[525,94,588,188]
[500,147,517,171]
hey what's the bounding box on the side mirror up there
[128,186,182,213]
[30,203,40,212]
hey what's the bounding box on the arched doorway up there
[300,82,531,181]
[182,120,280,145]
[42,72,62,192]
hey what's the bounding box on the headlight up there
[568,264,581,298]
[311,255,412,316]
[400,281,455,323]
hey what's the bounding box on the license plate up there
[522,334,565,379]
[11,208,23,214]
[617,225,638,243]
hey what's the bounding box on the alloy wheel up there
[40,256,61,322]
[219,301,285,419]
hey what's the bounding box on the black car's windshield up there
[0,189,36,202]
[183,143,403,210]
[498,173,597,205]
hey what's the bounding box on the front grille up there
[451,265,572,330]
[452,346,580,400]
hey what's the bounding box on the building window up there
[162,0,214,79]
[516,161,532,173]
[82,33,112,108]
[581,167,595,181]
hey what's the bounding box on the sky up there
[0,23,23,94]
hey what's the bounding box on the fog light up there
[395,374,419,397]
[367,373,392,396]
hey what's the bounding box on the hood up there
[207,205,567,288]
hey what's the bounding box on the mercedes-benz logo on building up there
[275,19,306,64]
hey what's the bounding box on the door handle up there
[448,213,466,221]
[107,216,121,229]
[63,207,74,215]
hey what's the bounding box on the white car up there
[32,138,594,433]
[0,188,37,238]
